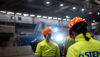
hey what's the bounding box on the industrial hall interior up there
[0,0,100,57]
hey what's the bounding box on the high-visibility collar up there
[44,39,52,43]
[75,33,92,42]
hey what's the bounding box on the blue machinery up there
[17,22,45,45]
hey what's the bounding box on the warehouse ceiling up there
[0,0,100,22]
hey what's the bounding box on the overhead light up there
[67,19,70,21]
[16,13,22,15]
[0,11,6,13]
[83,19,85,20]
[97,12,100,15]
[91,22,98,26]
[37,15,42,18]
[72,7,76,10]
[91,23,94,26]
[46,1,50,4]
[63,19,66,21]
[48,17,52,20]
[58,18,62,20]
[7,12,14,14]
[66,16,70,18]
[23,14,29,16]
[93,20,95,22]
[71,19,73,21]
[43,16,47,18]
[30,14,35,17]
[53,17,57,20]
[60,4,64,7]
[88,12,93,14]
[81,9,85,11]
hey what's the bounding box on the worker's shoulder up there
[68,42,79,48]
[92,39,100,45]
[37,40,45,46]
[68,41,83,50]
[51,41,59,47]
[68,39,100,50]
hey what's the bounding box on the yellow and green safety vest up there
[67,33,100,57]
[35,39,60,57]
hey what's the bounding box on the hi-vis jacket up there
[67,33,100,57]
[35,39,60,57]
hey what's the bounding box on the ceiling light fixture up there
[81,9,85,11]
[63,19,66,21]
[88,12,93,14]
[43,16,47,18]
[67,19,70,21]
[60,4,64,7]
[7,12,14,14]
[72,7,76,10]
[46,1,50,4]
[0,11,6,13]
[53,17,57,20]
[23,14,29,16]
[48,17,52,19]
[66,16,70,18]
[93,20,95,22]
[83,19,85,20]
[97,12,100,15]
[30,14,35,17]
[37,15,42,18]
[58,18,62,20]
[16,13,22,15]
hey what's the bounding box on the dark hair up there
[44,35,46,38]
[70,22,90,41]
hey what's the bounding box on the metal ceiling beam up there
[6,0,24,8]
[65,0,96,8]
[86,5,100,12]
[55,6,70,13]
[65,0,100,13]
[35,5,70,15]
[23,4,47,10]
[1,0,15,8]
